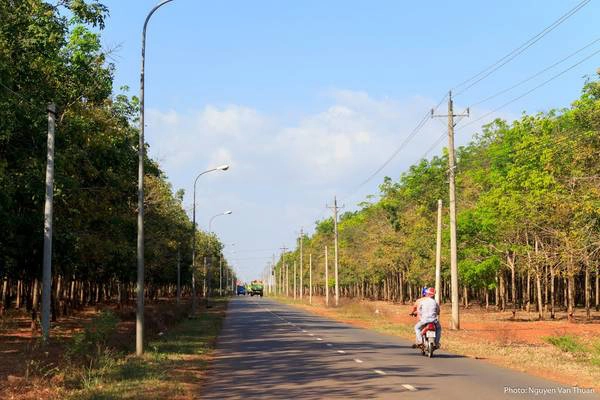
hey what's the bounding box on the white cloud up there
[144,90,515,282]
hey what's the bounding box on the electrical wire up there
[461,47,600,131]
[469,37,600,108]
[452,0,591,96]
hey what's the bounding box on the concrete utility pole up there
[41,103,56,343]
[325,246,329,307]
[219,256,222,296]
[280,246,288,297]
[327,196,344,306]
[177,248,181,304]
[309,253,312,305]
[203,256,207,298]
[299,228,303,300]
[293,261,297,300]
[272,254,276,295]
[435,199,442,304]
[138,0,175,356]
[432,91,469,330]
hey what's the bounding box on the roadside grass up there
[544,335,600,366]
[271,295,600,390]
[67,298,228,400]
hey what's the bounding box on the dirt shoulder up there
[274,296,600,391]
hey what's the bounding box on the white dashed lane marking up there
[262,301,415,387]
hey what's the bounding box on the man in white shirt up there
[412,287,441,348]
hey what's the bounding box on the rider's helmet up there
[426,287,435,297]
[421,287,428,297]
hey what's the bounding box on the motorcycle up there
[410,313,438,358]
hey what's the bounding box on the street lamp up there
[209,210,233,233]
[207,210,232,298]
[137,0,175,357]
[191,165,229,315]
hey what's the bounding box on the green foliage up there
[67,310,119,365]
[0,0,231,298]
[544,335,587,354]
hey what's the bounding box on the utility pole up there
[177,248,181,304]
[299,228,303,300]
[219,256,222,296]
[293,261,297,300]
[272,254,276,295]
[41,103,56,343]
[309,253,312,305]
[435,199,442,304]
[327,196,344,306]
[325,246,329,307]
[280,246,288,297]
[203,256,207,298]
[432,91,469,330]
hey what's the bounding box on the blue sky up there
[99,0,599,282]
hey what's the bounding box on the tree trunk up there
[525,271,531,312]
[536,271,543,320]
[596,267,599,312]
[16,279,22,309]
[0,277,8,315]
[399,272,404,304]
[498,272,505,311]
[463,286,469,308]
[508,252,516,309]
[31,278,39,334]
[567,275,575,322]
[550,266,555,319]
[485,290,489,310]
[585,262,590,321]
[563,277,568,310]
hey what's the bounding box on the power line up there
[461,47,600,131]
[453,0,591,96]
[469,37,600,108]
[340,95,447,203]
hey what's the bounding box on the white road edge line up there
[374,369,386,375]
[326,343,333,347]
[354,358,363,363]
[337,350,346,354]
[308,333,315,336]
[316,338,323,341]
[402,384,417,392]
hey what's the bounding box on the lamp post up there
[191,165,229,315]
[137,0,175,357]
[207,211,232,298]
[209,210,232,233]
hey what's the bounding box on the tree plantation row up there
[0,1,233,323]
[274,76,600,321]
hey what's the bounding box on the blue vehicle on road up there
[236,285,246,296]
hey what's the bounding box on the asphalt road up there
[202,297,598,399]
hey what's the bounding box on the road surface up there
[202,297,597,399]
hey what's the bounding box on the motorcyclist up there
[411,287,441,349]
